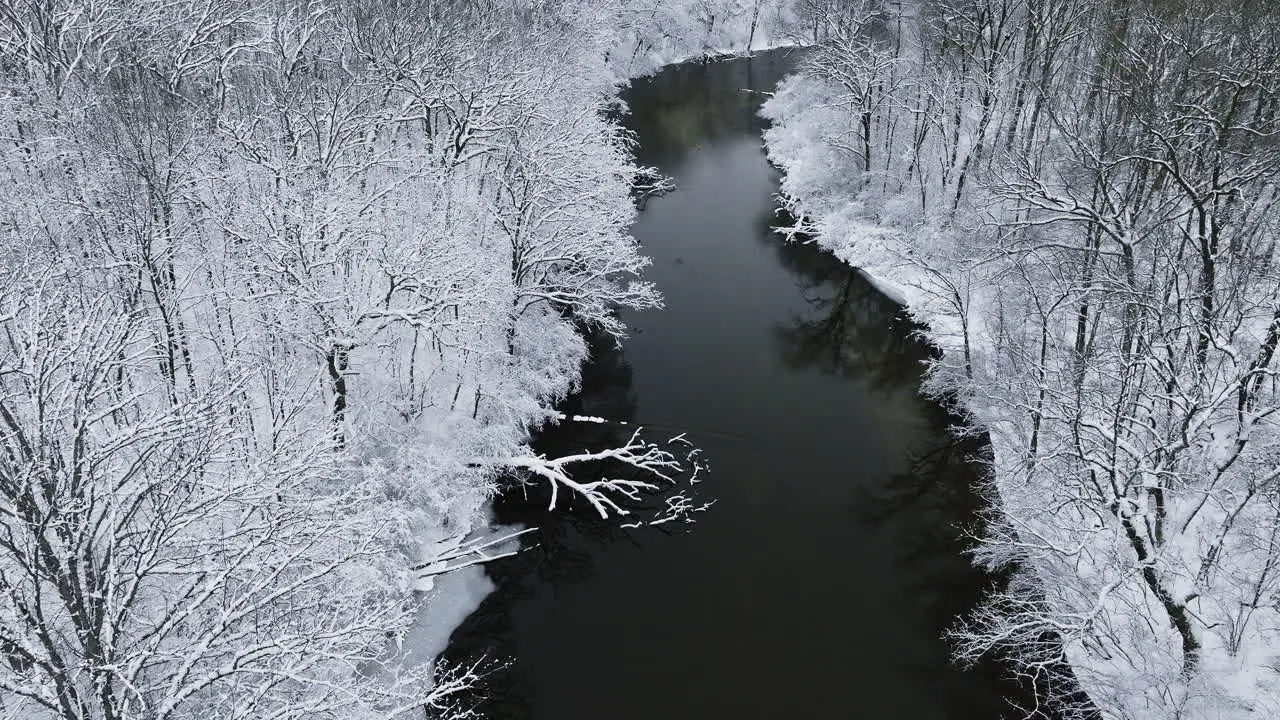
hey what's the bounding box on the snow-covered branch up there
[496,426,710,526]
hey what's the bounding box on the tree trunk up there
[326,344,351,450]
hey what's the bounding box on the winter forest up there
[3,0,1279,718]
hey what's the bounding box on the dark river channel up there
[442,49,1037,719]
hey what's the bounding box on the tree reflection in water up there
[770,228,1085,719]
[769,236,930,390]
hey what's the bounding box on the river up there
[440,49,1034,719]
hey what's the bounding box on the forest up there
[764,0,1280,718]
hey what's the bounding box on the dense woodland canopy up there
[764,0,1280,717]
[0,0,818,717]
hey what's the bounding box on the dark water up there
[442,49,1034,719]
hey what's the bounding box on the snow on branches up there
[500,427,711,527]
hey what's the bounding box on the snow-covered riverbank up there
[759,5,1280,718]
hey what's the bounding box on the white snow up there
[855,268,908,307]
[406,512,527,676]
[406,566,495,670]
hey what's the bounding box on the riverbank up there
[759,17,1280,718]
[758,68,1124,720]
